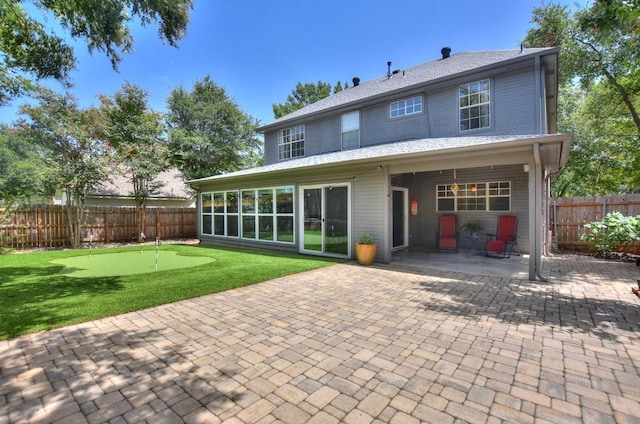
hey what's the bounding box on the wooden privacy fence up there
[550,194,640,253]
[1,205,197,249]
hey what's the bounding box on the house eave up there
[188,134,571,188]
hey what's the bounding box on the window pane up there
[276,188,293,213]
[258,189,273,213]
[214,215,225,235]
[213,193,225,213]
[226,191,238,214]
[202,194,212,213]
[438,198,454,211]
[227,215,238,237]
[277,216,294,242]
[202,215,212,234]
[242,190,255,214]
[242,216,255,239]
[342,130,359,150]
[342,111,359,131]
[259,216,273,240]
[490,197,510,211]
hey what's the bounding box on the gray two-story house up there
[189,47,571,280]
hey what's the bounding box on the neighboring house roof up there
[189,134,570,185]
[92,168,193,200]
[258,47,557,132]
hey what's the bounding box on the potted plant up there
[462,221,484,239]
[355,233,377,265]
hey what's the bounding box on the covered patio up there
[391,248,533,280]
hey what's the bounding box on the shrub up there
[358,234,375,244]
[580,211,640,254]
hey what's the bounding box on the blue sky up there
[1,0,588,127]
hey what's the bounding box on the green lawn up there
[0,244,341,340]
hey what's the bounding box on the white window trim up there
[341,111,360,150]
[390,95,423,118]
[278,124,305,160]
[436,181,511,212]
[200,186,295,244]
[240,186,295,244]
[201,193,213,235]
[459,79,491,132]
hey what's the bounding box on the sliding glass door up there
[300,184,350,257]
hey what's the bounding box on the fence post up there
[156,208,160,239]
[104,210,109,243]
[602,197,607,219]
[37,207,42,248]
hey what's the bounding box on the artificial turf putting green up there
[51,249,214,278]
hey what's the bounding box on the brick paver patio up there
[1,254,639,423]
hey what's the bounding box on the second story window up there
[341,111,360,150]
[390,96,422,118]
[459,80,490,131]
[278,124,305,160]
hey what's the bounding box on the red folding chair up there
[436,214,458,253]
[485,215,519,258]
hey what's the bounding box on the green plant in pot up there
[462,221,483,239]
[355,233,377,265]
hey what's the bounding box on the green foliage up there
[461,221,483,234]
[551,82,639,196]
[359,233,375,245]
[580,211,640,254]
[272,80,350,119]
[0,244,339,339]
[0,125,54,203]
[0,0,193,106]
[100,82,168,240]
[166,76,262,180]
[524,2,640,195]
[18,89,110,247]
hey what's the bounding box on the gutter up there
[188,134,569,185]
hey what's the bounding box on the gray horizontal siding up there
[352,171,387,262]
[263,66,541,164]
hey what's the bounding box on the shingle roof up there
[258,48,556,132]
[92,168,193,199]
[188,134,567,184]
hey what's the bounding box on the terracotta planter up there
[355,243,377,266]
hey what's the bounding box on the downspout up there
[533,144,550,282]
[544,171,559,256]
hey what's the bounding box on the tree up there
[0,0,193,106]
[100,82,168,241]
[272,80,350,118]
[166,76,262,181]
[523,2,640,133]
[0,125,54,203]
[18,90,110,248]
[524,2,640,195]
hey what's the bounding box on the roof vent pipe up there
[441,46,451,59]
[352,77,360,87]
[387,61,392,79]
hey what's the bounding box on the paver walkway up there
[1,254,639,423]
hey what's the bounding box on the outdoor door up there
[392,187,409,249]
[300,185,350,257]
